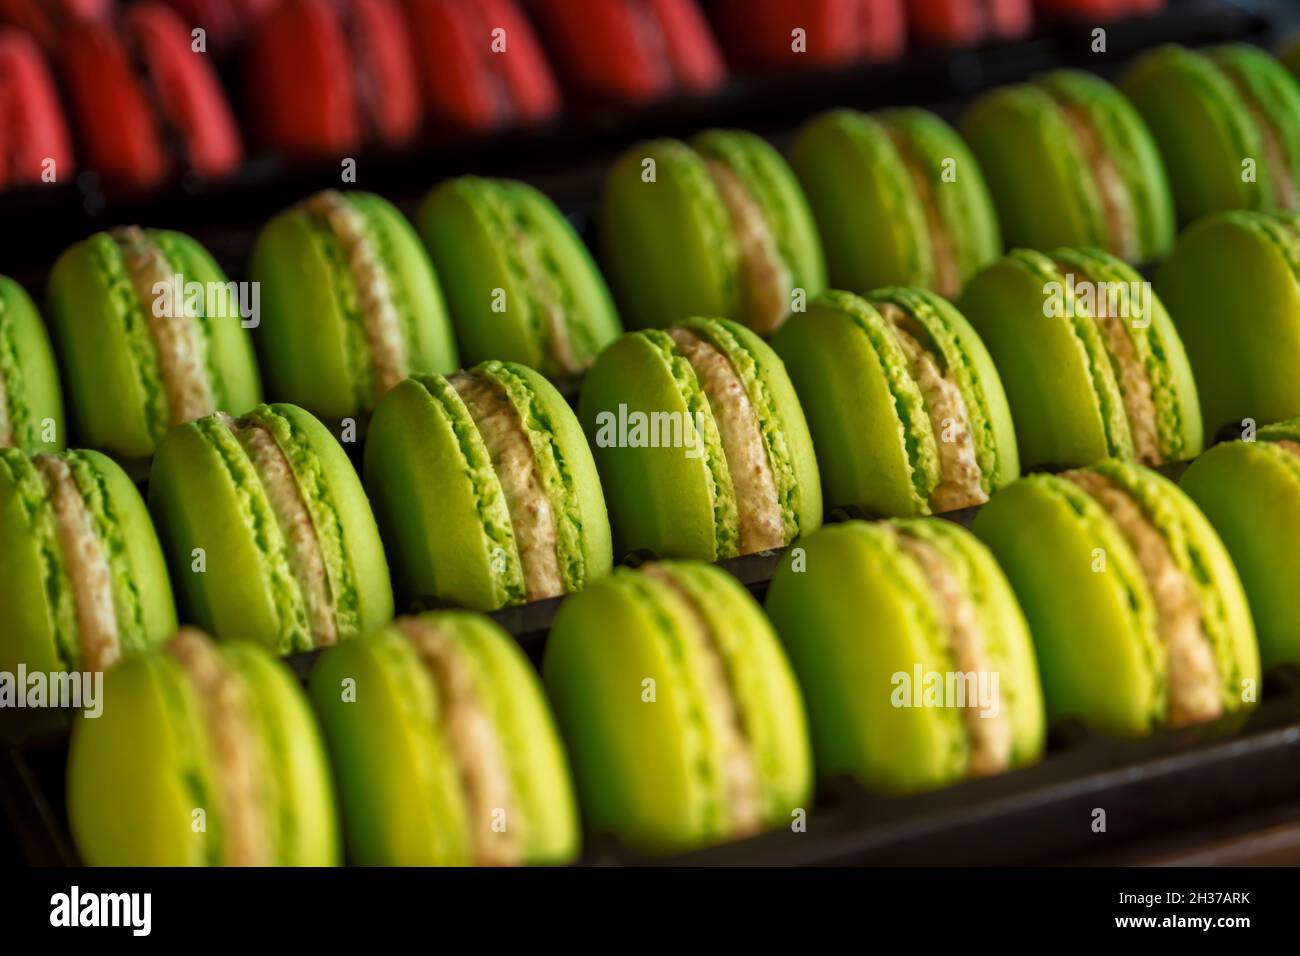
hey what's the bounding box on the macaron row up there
[2,0,1153,192]
[67,445,1270,865]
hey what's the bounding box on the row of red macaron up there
[0,0,1168,193]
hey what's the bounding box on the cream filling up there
[508,218,578,374]
[36,455,120,671]
[0,375,12,447]
[399,618,522,866]
[1057,106,1139,261]
[112,226,216,426]
[893,530,1012,776]
[1219,68,1299,213]
[669,328,786,552]
[167,628,271,867]
[644,564,763,836]
[450,372,564,601]
[878,303,985,513]
[220,413,337,647]
[305,191,409,401]
[704,159,793,336]
[1056,261,1162,466]
[1274,439,1300,459]
[1067,471,1220,727]
[887,129,961,298]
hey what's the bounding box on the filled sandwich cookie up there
[365,360,611,612]
[790,108,1001,298]
[1181,416,1300,669]
[600,131,826,335]
[0,277,64,453]
[961,247,1201,472]
[962,69,1175,264]
[772,288,1017,518]
[47,227,262,461]
[67,628,340,866]
[1122,44,1300,223]
[579,317,821,562]
[251,190,459,420]
[973,459,1260,736]
[765,519,1045,793]
[0,448,175,675]
[543,562,813,856]
[1156,211,1300,437]
[310,611,580,866]
[418,177,622,376]
[149,403,393,653]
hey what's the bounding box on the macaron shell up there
[579,331,729,560]
[149,419,295,646]
[309,629,473,866]
[148,229,263,415]
[600,139,739,330]
[67,652,216,865]
[0,276,64,453]
[771,294,931,517]
[878,107,1002,287]
[0,454,63,672]
[432,611,581,864]
[46,236,158,459]
[974,474,1165,735]
[211,641,342,865]
[1121,45,1263,222]
[690,129,828,299]
[790,110,934,293]
[1181,438,1300,668]
[250,206,367,419]
[679,316,823,537]
[765,522,970,791]
[345,192,458,380]
[960,252,1126,470]
[363,376,519,611]
[1156,212,1300,435]
[1208,44,1300,213]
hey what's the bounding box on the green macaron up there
[962,69,1175,264]
[600,130,826,334]
[765,518,1045,793]
[1156,210,1300,438]
[1180,417,1300,669]
[543,561,812,856]
[46,227,262,461]
[250,189,459,420]
[772,288,1017,518]
[579,316,821,562]
[0,276,64,454]
[961,247,1202,471]
[1122,44,1300,224]
[310,611,580,866]
[0,447,175,675]
[365,360,611,612]
[789,108,1001,299]
[149,402,393,653]
[418,176,622,376]
[973,459,1260,736]
[67,628,340,866]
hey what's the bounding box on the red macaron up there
[712,0,906,70]
[0,0,112,51]
[403,0,560,131]
[532,0,725,103]
[909,0,1033,47]
[60,2,243,189]
[153,0,282,47]
[1034,0,1164,16]
[0,28,75,189]
[246,0,421,157]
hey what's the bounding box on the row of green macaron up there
[6,41,1300,468]
[67,444,1272,866]
[10,255,1300,686]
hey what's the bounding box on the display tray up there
[5,0,1300,868]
